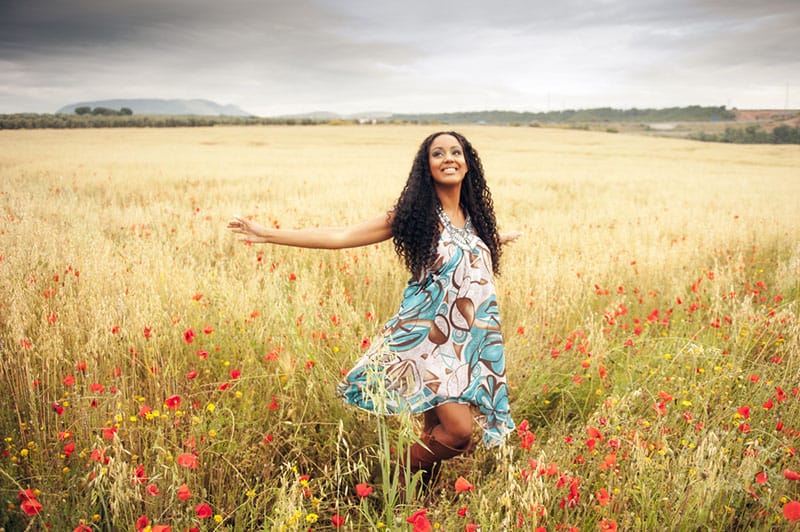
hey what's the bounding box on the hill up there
[56,98,251,116]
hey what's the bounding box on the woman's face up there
[428,134,468,189]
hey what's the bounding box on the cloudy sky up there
[1,0,798,115]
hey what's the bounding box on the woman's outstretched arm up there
[227,212,393,250]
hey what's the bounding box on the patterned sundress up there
[337,207,515,447]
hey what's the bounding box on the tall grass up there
[1,125,799,530]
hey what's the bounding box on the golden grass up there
[1,125,799,530]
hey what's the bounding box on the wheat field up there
[1,125,799,531]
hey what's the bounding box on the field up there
[1,125,799,531]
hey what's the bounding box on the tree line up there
[690,124,800,144]
[74,106,133,116]
[0,114,324,129]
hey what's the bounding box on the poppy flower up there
[596,487,611,505]
[599,518,618,531]
[20,495,42,516]
[784,500,800,521]
[268,396,279,411]
[146,484,160,496]
[177,483,192,501]
[63,374,75,386]
[64,441,75,457]
[331,514,345,527]
[755,472,768,485]
[785,469,800,481]
[73,526,92,532]
[135,515,149,531]
[183,328,195,343]
[454,476,474,493]
[164,395,181,410]
[355,482,373,498]
[406,509,432,532]
[177,453,198,469]
[195,503,213,519]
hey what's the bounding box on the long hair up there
[391,131,502,279]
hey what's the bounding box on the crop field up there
[1,125,799,531]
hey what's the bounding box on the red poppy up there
[406,509,432,532]
[599,518,618,531]
[355,482,373,498]
[454,476,474,493]
[135,515,149,531]
[203,325,214,334]
[783,500,800,521]
[195,503,213,519]
[230,369,241,379]
[64,441,75,457]
[755,472,768,485]
[596,487,611,505]
[20,496,42,516]
[146,484,160,496]
[331,514,345,527]
[177,453,199,469]
[73,526,93,532]
[151,526,171,532]
[132,464,147,484]
[184,328,195,343]
[785,469,800,481]
[737,406,751,419]
[288,272,297,281]
[268,396,279,411]
[177,483,192,501]
[143,326,152,339]
[164,395,181,410]
[63,374,75,386]
[186,370,198,380]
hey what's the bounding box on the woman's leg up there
[429,402,473,449]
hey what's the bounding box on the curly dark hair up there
[391,131,502,279]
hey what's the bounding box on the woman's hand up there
[499,231,523,245]
[227,215,270,243]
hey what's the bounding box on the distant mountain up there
[56,98,251,116]
[275,110,393,121]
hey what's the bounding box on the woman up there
[228,131,517,484]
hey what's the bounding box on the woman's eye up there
[453,149,461,156]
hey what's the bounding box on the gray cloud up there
[1,0,798,114]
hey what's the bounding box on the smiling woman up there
[228,130,519,489]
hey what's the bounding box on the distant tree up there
[120,107,133,115]
[75,106,91,115]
